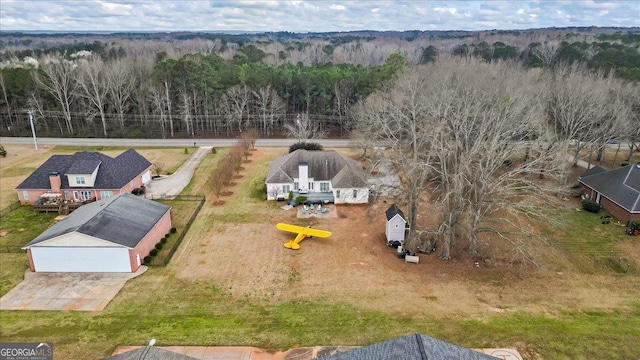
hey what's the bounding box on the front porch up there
[293,191,335,204]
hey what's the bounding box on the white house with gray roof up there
[265,149,369,204]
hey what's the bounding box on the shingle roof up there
[579,164,640,212]
[319,333,498,360]
[102,347,199,360]
[66,159,102,174]
[16,149,151,190]
[23,193,170,249]
[265,150,368,188]
[385,204,406,222]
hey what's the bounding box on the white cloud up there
[433,7,458,15]
[0,0,637,32]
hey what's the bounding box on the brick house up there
[579,164,640,225]
[22,193,171,273]
[15,149,152,205]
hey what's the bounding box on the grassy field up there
[0,146,639,359]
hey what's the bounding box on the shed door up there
[30,247,131,272]
[141,170,151,184]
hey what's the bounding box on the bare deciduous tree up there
[253,85,284,136]
[78,57,109,137]
[34,56,78,134]
[106,59,136,132]
[284,113,325,141]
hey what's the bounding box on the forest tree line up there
[0,28,638,139]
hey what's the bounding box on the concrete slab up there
[0,266,146,311]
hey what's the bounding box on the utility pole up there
[28,110,38,150]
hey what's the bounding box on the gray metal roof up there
[385,204,406,222]
[319,333,498,360]
[102,347,198,360]
[16,149,151,190]
[265,150,368,188]
[23,193,171,249]
[579,164,640,212]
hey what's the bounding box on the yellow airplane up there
[276,223,332,250]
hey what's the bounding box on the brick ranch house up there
[579,164,640,225]
[22,193,171,273]
[15,148,152,205]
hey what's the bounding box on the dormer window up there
[76,176,86,185]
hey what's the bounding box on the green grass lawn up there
[0,207,58,249]
[547,204,633,273]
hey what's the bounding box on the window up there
[22,191,29,201]
[294,182,299,191]
[336,190,341,198]
[80,191,92,201]
[353,189,358,198]
[64,191,70,200]
[309,182,314,190]
[395,224,399,228]
[282,185,290,193]
[100,191,113,199]
[75,176,86,185]
[320,182,330,192]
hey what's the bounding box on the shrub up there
[0,145,6,158]
[289,142,323,153]
[143,256,152,264]
[165,233,170,238]
[150,249,158,256]
[294,195,308,205]
[155,242,164,250]
[161,237,167,244]
[184,147,189,154]
[288,191,294,201]
[170,227,177,233]
[211,147,217,154]
[249,175,267,200]
[581,198,601,213]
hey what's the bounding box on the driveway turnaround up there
[0,267,146,311]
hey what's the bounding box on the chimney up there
[49,172,61,193]
[298,162,309,193]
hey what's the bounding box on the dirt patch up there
[233,175,244,179]
[0,230,9,237]
[221,191,234,196]
[171,147,640,318]
[242,160,252,163]
[212,200,226,206]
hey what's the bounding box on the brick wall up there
[128,210,172,271]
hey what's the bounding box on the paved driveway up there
[145,146,212,199]
[0,268,145,311]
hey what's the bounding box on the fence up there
[147,195,205,266]
[0,201,20,217]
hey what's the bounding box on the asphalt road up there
[0,137,353,148]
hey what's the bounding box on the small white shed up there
[385,204,407,242]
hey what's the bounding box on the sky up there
[0,0,638,33]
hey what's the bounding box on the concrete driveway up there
[0,267,145,311]
[145,146,212,199]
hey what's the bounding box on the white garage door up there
[141,170,151,184]
[31,247,131,272]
